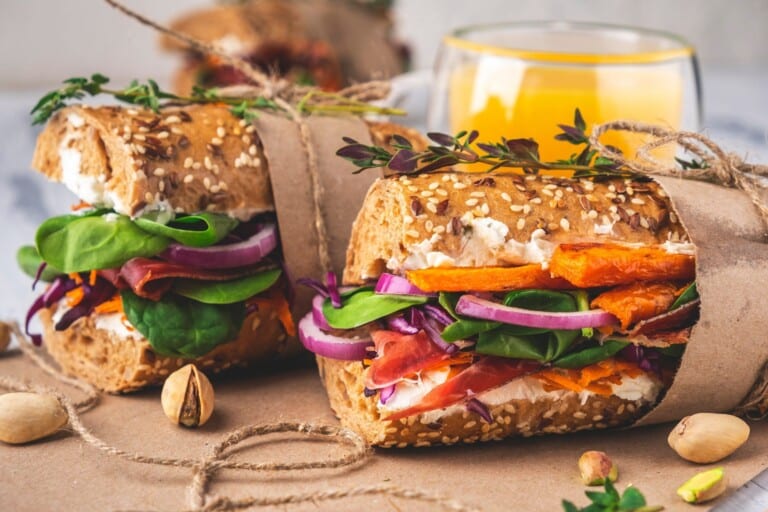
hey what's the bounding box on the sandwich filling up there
[19,206,294,359]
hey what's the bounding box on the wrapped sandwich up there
[161,0,408,94]
[301,170,698,446]
[18,78,421,392]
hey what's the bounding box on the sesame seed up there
[516,218,525,230]
[605,192,617,199]
[219,181,228,191]
[133,133,146,141]
[530,197,543,204]
[421,190,434,198]
[480,203,490,215]
[470,191,486,198]
[426,202,437,213]
[631,197,646,205]
[127,109,138,116]
[204,156,213,170]
[523,205,532,214]
[248,144,257,156]
[442,174,451,182]
[425,220,434,232]
[435,188,448,197]
[560,218,571,231]
[588,209,598,219]
[403,215,414,225]
[245,125,255,133]
[626,186,635,195]
[464,421,477,429]
[541,188,554,197]
[203,177,211,189]
[429,182,440,190]
[433,225,445,234]
[544,184,558,190]
[465,198,479,207]
[239,119,248,127]
[183,157,193,169]
[210,184,220,193]
[500,192,512,202]
[144,192,153,202]
[510,205,524,212]
[554,189,563,198]
[192,162,202,170]
[156,131,169,139]
[453,182,467,190]
[158,181,165,192]
[165,115,181,124]
[136,170,146,179]
[183,174,194,184]
[473,207,484,217]
[406,229,420,238]
[515,185,526,192]
[153,168,166,177]
[210,137,223,146]
[241,135,250,144]
[212,164,220,175]
[216,126,226,138]
[407,186,418,193]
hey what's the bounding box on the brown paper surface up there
[1,351,767,512]
[636,177,768,425]
[253,113,376,317]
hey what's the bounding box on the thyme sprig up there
[337,108,628,177]
[31,73,403,125]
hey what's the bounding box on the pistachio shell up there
[668,413,749,463]
[161,364,214,427]
[0,392,68,444]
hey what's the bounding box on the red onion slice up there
[298,311,372,360]
[311,294,332,331]
[455,294,618,330]
[160,223,278,269]
[375,273,435,297]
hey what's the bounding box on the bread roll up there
[344,173,686,284]
[317,356,661,447]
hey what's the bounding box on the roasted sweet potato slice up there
[549,243,695,288]
[591,281,679,330]
[406,265,572,292]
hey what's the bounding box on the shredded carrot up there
[247,288,296,337]
[88,270,98,287]
[69,273,83,285]
[65,286,85,307]
[70,200,93,211]
[94,294,123,314]
[405,265,572,292]
[534,358,646,397]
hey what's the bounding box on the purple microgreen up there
[296,277,329,298]
[466,398,492,423]
[326,272,342,308]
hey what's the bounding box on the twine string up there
[590,120,768,231]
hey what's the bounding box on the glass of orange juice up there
[428,22,701,162]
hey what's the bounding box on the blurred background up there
[1,0,767,319]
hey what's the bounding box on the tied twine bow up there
[0,321,479,512]
[589,120,768,234]
[104,0,392,275]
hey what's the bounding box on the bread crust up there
[317,356,658,447]
[344,173,688,284]
[32,105,274,220]
[39,306,292,393]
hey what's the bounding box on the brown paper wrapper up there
[635,176,768,425]
[253,113,377,318]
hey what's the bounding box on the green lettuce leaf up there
[134,212,238,247]
[173,269,281,304]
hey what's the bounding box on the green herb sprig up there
[562,480,663,512]
[337,109,627,177]
[31,74,403,125]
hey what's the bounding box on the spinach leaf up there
[121,290,245,358]
[17,245,63,282]
[173,269,281,304]
[553,340,629,368]
[671,282,698,309]
[659,344,686,357]
[476,327,579,362]
[36,212,170,272]
[440,292,501,341]
[134,212,238,247]
[503,289,577,312]
[322,287,428,329]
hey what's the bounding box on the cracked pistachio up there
[161,364,214,427]
[677,467,727,503]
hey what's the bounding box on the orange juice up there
[449,62,684,161]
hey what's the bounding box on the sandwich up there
[18,100,419,393]
[161,0,408,95]
[299,171,699,447]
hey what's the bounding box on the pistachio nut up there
[0,321,10,352]
[677,467,727,503]
[668,413,749,463]
[0,392,68,444]
[578,450,618,486]
[161,364,214,427]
